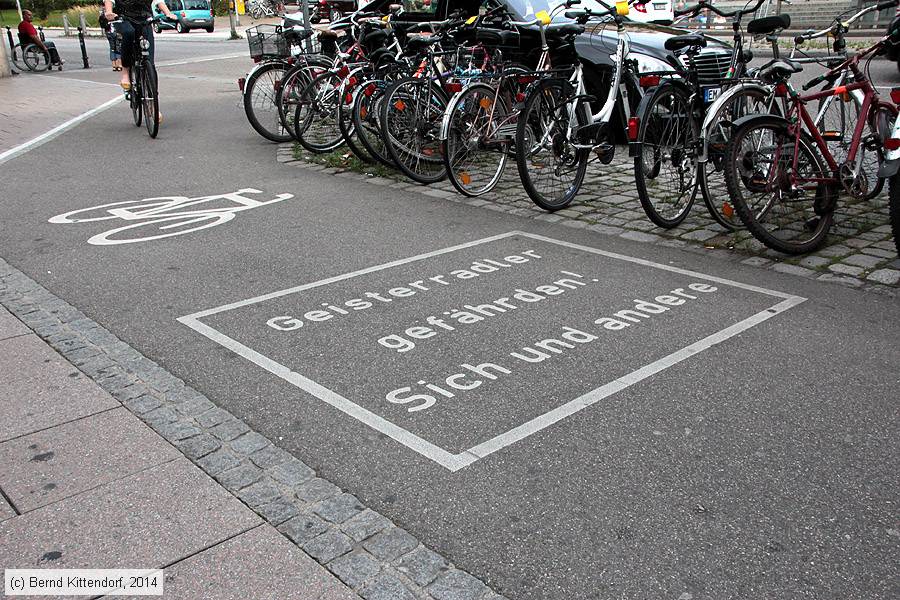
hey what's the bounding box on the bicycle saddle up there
[362,28,389,47]
[404,34,440,52]
[664,34,707,52]
[545,23,585,37]
[747,14,791,35]
[758,58,803,80]
[475,28,519,46]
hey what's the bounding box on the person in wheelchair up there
[17,10,64,68]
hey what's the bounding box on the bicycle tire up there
[634,82,698,228]
[276,60,331,140]
[131,67,143,127]
[816,94,886,201]
[890,171,900,255]
[338,75,373,163]
[443,82,509,197]
[244,62,292,143]
[142,62,160,138]
[294,70,347,153]
[381,77,449,184]
[723,115,835,254]
[515,78,588,212]
[699,87,775,230]
[352,80,395,167]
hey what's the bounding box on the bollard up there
[77,27,90,68]
[63,14,70,37]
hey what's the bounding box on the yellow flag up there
[615,1,629,16]
[535,10,551,25]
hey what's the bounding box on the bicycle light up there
[444,82,462,93]
[890,88,900,104]
[885,138,900,150]
[238,77,245,92]
[639,75,660,88]
[627,117,639,142]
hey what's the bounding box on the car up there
[311,0,359,23]
[153,0,215,34]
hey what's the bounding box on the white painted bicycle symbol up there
[49,188,294,245]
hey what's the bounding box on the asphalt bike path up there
[1,55,897,600]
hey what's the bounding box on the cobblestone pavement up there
[287,144,900,294]
[0,258,506,600]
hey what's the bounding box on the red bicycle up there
[722,0,899,254]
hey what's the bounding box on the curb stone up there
[278,142,898,298]
[0,258,507,600]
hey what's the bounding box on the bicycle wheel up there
[244,62,292,142]
[515,78,588,211]
[142,63,160,138]
[443,82,510,197]
[381,78,449,184]
[295,70,346,153]
[353,79,394,167]
[634,83,699,228]
[699,87,775,230]
[276,61,330,140]
[23,45,50,72]
[130,67,142,127]
[816,94,886,200]
[723,115,835,254]
[890,171,900,255]
[338,76,373,163]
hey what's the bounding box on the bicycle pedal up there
[593,143,615,164]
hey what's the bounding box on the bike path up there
[0,59,897,600]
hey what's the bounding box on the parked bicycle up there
[721,1,899,254]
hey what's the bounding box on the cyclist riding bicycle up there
[103,0,177,92]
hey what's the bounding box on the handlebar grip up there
[877,0,898,10]
[567,0,582,5]
[802,75,826,91]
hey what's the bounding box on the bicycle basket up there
[247,24,290,60]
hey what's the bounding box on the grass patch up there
[292,142,400,179]
[0,7,99,29]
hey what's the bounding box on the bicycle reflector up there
[364,83,376,97]
[338,65,350,78]
[238,77,246,92]
[885,138,900,150]
[444,82,463,93]
[274,79,282,93]
[517,75,537,84]
[639,75,660,88]
[627,117,639,142]
[891,88,900,104]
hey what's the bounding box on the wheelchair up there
[10,42,60,72]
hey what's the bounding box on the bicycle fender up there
[878,157,900,178]
[628,80,689,158]
[699,82,772,152]
[438,84,488,142]
[730,113,790,134]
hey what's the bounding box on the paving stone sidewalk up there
[0,259,506,600]
[284,144,900,294]
[0,74,121,157]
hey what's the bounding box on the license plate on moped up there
[703,87,721,103]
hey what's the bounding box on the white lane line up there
[179,231,807,472]
[36,74,121,87]
[461,295,806,467]
[0,95,124,167]
[177,315,469,471]
[157,52,245,67]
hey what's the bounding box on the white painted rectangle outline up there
[178,231,806,472]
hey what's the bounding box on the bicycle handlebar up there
[674,0,765,20]
[565,0,637,22]
[796,0,898,42]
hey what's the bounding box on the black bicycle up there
[114,16,172,138]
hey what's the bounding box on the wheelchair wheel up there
[23,44,51,72]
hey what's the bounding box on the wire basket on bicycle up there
[247,24,291,61]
